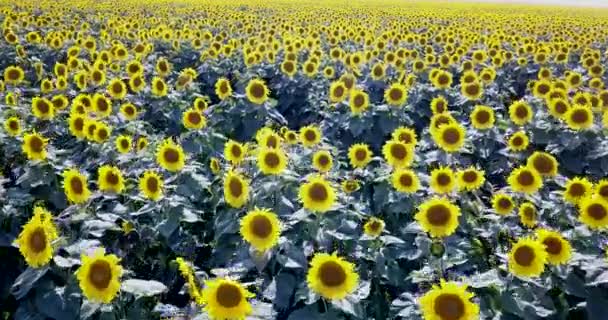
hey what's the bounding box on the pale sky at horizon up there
[468,0,608,7]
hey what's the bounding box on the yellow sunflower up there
[508,237,547,278]
[363,217,385,237]
[578,196,608,229]
[22,132,48,161]
[224,140,247,165]
[430,96,448,115]
[93,93,112,118]
[215,77,232,100]
[415,197,461,237]
[382,139,414,168]
[430,167,456,194]
[3,116,21,136]
[470,105,495,130]
[391,126,418,146]
[151,77,168,97]
[527,152,558,177]
[507,166,543,194]
[97,165,125,194]
[306,253,359,300]
[68,114,87,139]
[182,108,207,130]
[563,177,593,204]
[210,157,221,175]
[341,179,360,193]
[299,125,322,147]
[508,100,534,126]
[329,81,348,103]
[461,81,483,100]
[139,171,163,201]
[419,280,479,320]
[507,131,529,152]
[93,122,111,143]
[63,168,91,204]
[492,193,515,215]
[349,89,369,115]
[115,135,132,154]
[156,139,186,172]
[432,122,466,153]
[348,143,372,169]
[431,70,453,89]
[536,229,572,265]
[32,97,55,120]
[384,83,408,106]
[284,130,298,144]
[456,167,485,191]
[224,170,250,208]
[129,75,145,93]
[136,137,148,152]
[519,202,538,228]
[245,78,269,105]
[595,179,608,201]
[312,150,333,172]
[257,147,288,175]
[299,175,336,213]
[75,248,122,303]
[201,278,254,320]
[240,208,281,251]
[565,105,593,130]
[548,98,570,119]
[4,65,25,85]
[391,169,420,193]
[106,78,127,100]
[14,207,58,268]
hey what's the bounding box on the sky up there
[467,0,608,7]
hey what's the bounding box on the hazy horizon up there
[467,0,608,7]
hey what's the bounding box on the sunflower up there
[384,83,408,106]
[151,77,168,97]
[182,108,207,130]
[433,122,466,153]
[125,60,143,77]
[75,248,122,303]
[363,217,385,237]
[382,139,414,168]
[156,139,186,172]
[63,168,91,204]
[215,77,232,100]
[419,280,479,320]
[224,140,247,165]
[430,167,456,194]
[300,125,322,147]
[40,79,54,93]
[139,171,163,201]
[595,179,608,201]
[519,202,538,228]
[284,130,298,144]
[224,170,250,208]
[93,93,112,118]
[563,177,593,204]
[68,114,87,139]
[115,135,132,154]
[84,119,99,141]
[524,152,558,178]
[4,65,25,84]
[341,179,360,193]
[240,208,281,251]
[257,147,287,175]
[391,168,420,193]
[93,122,111,143]
[533,79,552,98]
[348,143,372,169]
[430,96,448,115]
[370,62,386,81]
[32,97,55,120]
[536,229,572,265]
[129,75,145,93]
[470,105,495,130]
[508,166,543,194]
[456,167,485,191]
[461,81,483,100]
[90,68,106,86]
[193,97,209,112]
[349,89,369,115]
[507,131,529,152]
[508,237,547,278]
[431,70,453,89]
[281,60,297,77]
[492,193,515,215]
[97,165,125,194]
[155,58,172,76]
[306,253,358,300]
[106,78,127,100]
[508,100,533,126]
[415,197,461,237]
[328,81,348,103]
[14,207,58,268]
[392,126,418,146]
[22,132,48,161]
[210,157,221,175]
[299,175,336,213]
[201,278,253,320]
[260,132,281,149]
[6,91,17,106]
[3,116,20,136]
[245,78,269,105]
[578,196,608,229]
[566,72,582,89]
[565,105,593,130]
[312,150,333,172]
[51,94,69,110]
[136,137,148,152]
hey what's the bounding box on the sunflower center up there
[465,83,479,95]
[516,170,535,186]
[543,237,562,255]
[88,260,112,290]
[532,155,553,174]
[538,84,550,95]
[304,130,316,142]
[106,172,119,185]
[515,105,529,119]
[319,261,346,287]
[112,82,123,94]
[229,178,243,197]
[438,74,449,85]
[390,143,407,160]
[266,136,277,148]
[250,215,272,238]
[353,94,364,108]
[435,101,445,113]
[475,110,490,124]
[284,62,294,72]
[436,173,451,186]
[427,204,450,225]
[368,220,381,231]
[132,77,142,87]
[434,293,465,320]
[97,98,108,111]
[513,245,535,266]
[219,81,228,93]
[588,203,607,220]
[318,155,330,167]
[250,83,265,98]
[333,85,344,98]
[523,207,535,219]
[8,120,18,130]
[498,198,512,209]
[216,283,242,308]
[512,136,523,146]
[599,186,608,198]
[28,227,47,253]
[389,88,403,101]
[463,171,478,183]
[442,128,460,145]
[571,109,589,124]
[30,136,44,152]
[120,139,129,149]
[399,133,412,143]
[309,182,328,202]
[568,183,585,197]
[70,177,84,194]
[187,112,201,125]
[163,148,179,163]
[373,66,383,77]
[264,152,280,168]
[37,100,50,114]
[399,173,413,187]
[354,149,367,161]
[97,128,108,140]
[7,69,20,80]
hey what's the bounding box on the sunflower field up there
[2,0,608,319]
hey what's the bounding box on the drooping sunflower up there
[578,196,608,230]
[63,168,91,204]
[508,100,533,126]
[391,168,420,193]
[22,132,48,161]
[306,253,359,300]
[349,89,369,115]
[136,137,148,152]
[299,175,336,213]
[201,278,253,319]
[245,78,269,105]
[139,170,163,201]
[93,93,112,118]
[492,193,515,215]
[415,197,461,237]
[224,140,247,165]
[299,125,322,147]
[430,96,448,115]
[430,167,456,194]
[210,157,221,175]
[363,217,385,237]
[151,77,168,97]
[536,229,572,265]
[115,135,132,154]
[565,105,593,130]
[106,78,127,100]
[382,139,414,168]
[470,105,495,130]
[97,165,125,194]
[312,150,333,172]
[384,83,408,106]
[182,108,207,130]
[526,152,558,177]
[348,143,372,169]
[461,81,483,100]
[257,147,288,175]
[224,170,250,208]
[508,237,547,278]
[14,207,58,268]
[240,208,281,251]
[507,166,543,194]
[519,202,538,228]
[215,77,232,100]
[32,97,55,120]
[456,167,485,191]
[563,177,593,204]
[419,280,479,320]
[75,248,122,303]
[432,122,466,152]
[4,116,21,136]
[156,139,186,172]
[507,131,529,152]
[329,81,348,103]
[392,126,418,146]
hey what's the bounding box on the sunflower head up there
[363,217,385,237]
[519,202,538,228]
[419,280,480,320]
[391,126,418,146]
[415,197,461,237]
[430,167,456,194]
[32,97,55,120]
[75,248,123,303]
[22,132,48,161]
[536,229,572,265]
[182,108,207,130]
[507,131,529,152]
[299,175,336,213]
[492,193,515,215]
[384,83,408,106]
[391,169,420,193]
[563,177,593,204]
[4,116,21,136]
[578,196,608,230]
[223,170,250,208]
[349,89,369,115]
[139,170,163,201]
[63,168,91,204]
[156,139,186,172]
[461,81,483,100]
[210,157,221,175]
[382,139,414,168]
[107,78,127,100]
[299,125,322,147]
[115,135,132,154]
[565,105,593,130]
[306,253,359,300]
[93,93,112,118]
[215,77,232,100]
[201,278,253,320]
[595,179,608,201]
[257,147,288,175]
[508,237,547,278]
[14,207,58,268]
[240,208,281,251]
[151,77,168,97]
[348,143,372,169]
[224,140,247,165]
[329,80,348,103]
[430,96,448,115]
[341,179,360,193]
[97,165,125,194]
[245,78,269,105]
[470,105,495,130]
[527,152,558,177]
[312,150,333,172]
[508,100,534,126]
[457,167,485,191]
[4,65,25,84]
[507,166,543,194]
[432,122,466,153]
